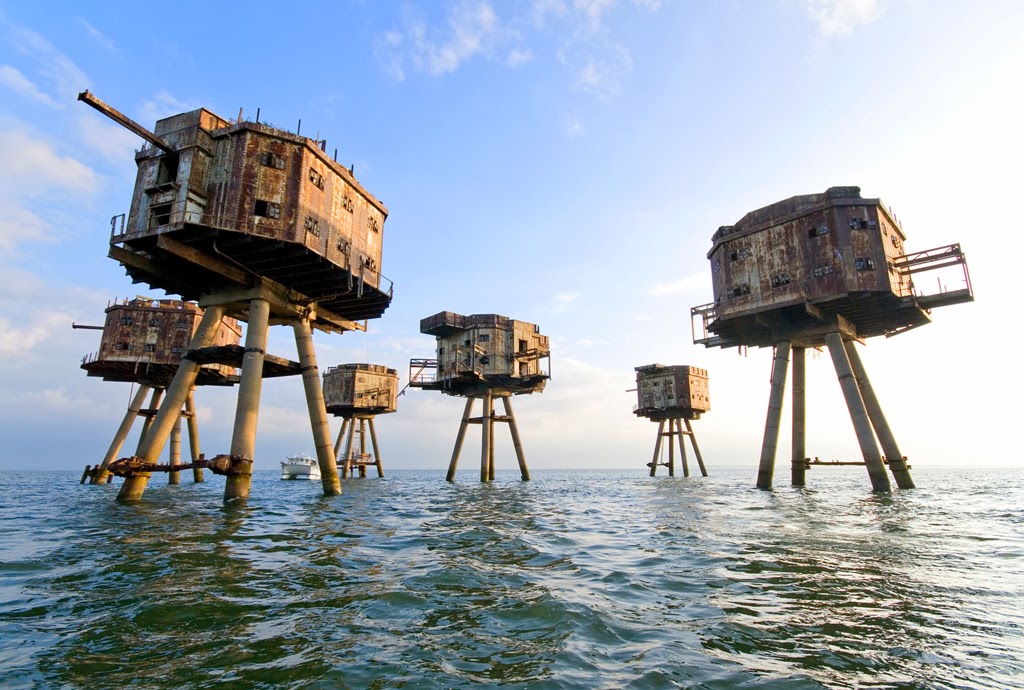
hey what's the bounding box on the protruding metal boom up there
[77,90,175,154]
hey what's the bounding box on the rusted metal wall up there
[124,111,386,289]
[126,109,229,239]
[709,188,908,320]
[87,297,240,374]
[423,312,550,385]
[322,363,399,414]
[635,364,709,417]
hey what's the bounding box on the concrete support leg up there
[224,299,270,502]
[92,384,151,485]
[116,387,164,496]
[650,420,665,477]
[488,402,497,481]
[185,391,204,483]
[447,398,474,481]
[757,341,791,489]
[334,418,350,465]
[118,305,226,502]
[342,420,356,478]
[480,391,492,482]
[676,419,690,477]
[791,346,807,487]
[684,418,708,477]
[368,418,384,478]
[825,332,891,492]
[667,419,676,477]
[844,340,915,489]
[293,318,342,497]
[358,419,368,478]
[168,413,182,485]
[134,388,165,456]
[502,396,529,481]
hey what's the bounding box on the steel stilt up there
[224,299,269,502]
[825,332,891,492]
[756,341,791,489]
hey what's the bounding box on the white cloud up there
[375,30,407,80]
[0,265,45,298]
[0,65,62,107]
[563,112,584,136]
[0,121,99,250]
[507,48,533,67]
[573,0,615,33]
[23,386,96,414]
[0,124,99,197]
[0,312,73,359]
[6,23,90,101]
[373,1,506,79]
[531,0,568,28]
[138,90,198,123]
[0,206,51,250]
[414,1,500,75]
[76,111,144,163]
[570,46,633,99]
[252,404,316,435]
[647,271,706,297]
[371,0,653,102]
[808,0,881,36]
[522,356,638,446]
[78,18,117,52]
[549,291,580,313]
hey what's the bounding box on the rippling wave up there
[1,467,1021,688]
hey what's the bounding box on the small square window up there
[309,167,325,190]
[254,200,281,219]
[260,152,285,169]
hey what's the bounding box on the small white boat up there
[280,452,321,480]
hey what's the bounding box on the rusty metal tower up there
[79,91,393,502]
[691,186,973,491]
[322,363,399,477]
[408,312,550,481]
[77,296,241,486]
[633,364,710,477]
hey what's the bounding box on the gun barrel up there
[77,90,175,154]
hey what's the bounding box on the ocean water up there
[1,467,1022,689]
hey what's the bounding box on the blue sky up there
[0,0,1020,475]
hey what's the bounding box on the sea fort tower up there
[78,296,240,486]
[633,364,710,477]
[322,363,399,478]
[691,186,973,491]
[79,91,393,501]
[409,312,550,481]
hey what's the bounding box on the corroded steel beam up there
[77,90,174,153]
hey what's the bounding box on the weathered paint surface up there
[709,188,909,318]
[413,312,551,396]
[697,186,968,347]
[634,364,709,420]
[112,105,391,323]
[81,297,241,386]
[322,363,399,416]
